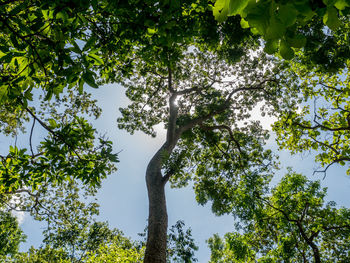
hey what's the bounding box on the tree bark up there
[143,145,171,263]
[296,221,321,263]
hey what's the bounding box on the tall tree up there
[5,1,349,262]
[207,171,350,262]
[118,44,290,261]
[1,1,260,261]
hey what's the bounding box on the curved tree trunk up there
[143,145,170,263]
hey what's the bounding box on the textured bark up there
[143,63,229,262]
[144,168,168,263]
[143,144,169,263]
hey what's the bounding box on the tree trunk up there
[144,147,169,263]
[296,222,321,263]
[311,246,321,263]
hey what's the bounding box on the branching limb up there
[200,124,243,154]
[29,118,36,157]
[24,104,82,160]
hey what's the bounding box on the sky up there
[6,83,350,262]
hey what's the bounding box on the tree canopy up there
[213,0,350,63]
[1,0,350,262]
[274,59,350,176]
[208,171,350,262]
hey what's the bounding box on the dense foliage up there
[0,210,26,258]
[274,60,350,175]
[213,0,350,62]
[1,0,350,262]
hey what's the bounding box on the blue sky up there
[11,83,350,262]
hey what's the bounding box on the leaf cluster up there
[208,171,350,262]
[0,210,26,258]
[212,0,350,62]
[274,59,350,175]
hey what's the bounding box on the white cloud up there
[250,102,277,130]
[8,194,27,225]
[11,210,26,225]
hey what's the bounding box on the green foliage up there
[118,46,288,214]
[208,172,350,262]
[85,241,144,263]
[0,83,117,193]
[0,0,97,105]
[212,0,350,61]
[273,59,350,174]
[207,233,254,262]
[7,246,71,263]
[0,0,256,203]
[28,181,118,260]
[0,210,26,257]
[167,220,199,263]
[296,17,350,72]
[2,179,198,263]
[0,118,117,193]
[138,220,199,263]
[1,179,142,263]
[6,237,142,263]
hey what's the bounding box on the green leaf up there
[240,18,249,29]
[265,16,286,40]
[323,0,338,5]
[334,0,350,10]
[48,119,57,128]
[56,10,69,22]
[287,35,307,48]
[323,7,341,30]
[264,40,279,54]
[0,86,7,101]
[88,53,104,65]
[82,71,98,89]
[280,41,294,59]
[83,37,96,52]
[277,4,297,27]
[213,0,229,22]
[147,28,157,35]
[10,34,20,49]
[228,0,249,16]
[24,89,33,101]
[245,2,270,35]
[17,57,29,75]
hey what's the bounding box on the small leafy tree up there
[7,246,71,263]
[0,210,26,258]
[85,241,144,263]
[208,171,350,263]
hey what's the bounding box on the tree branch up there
[24,104,83,160]
[167,65,179,148]
[29,118,35,157]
